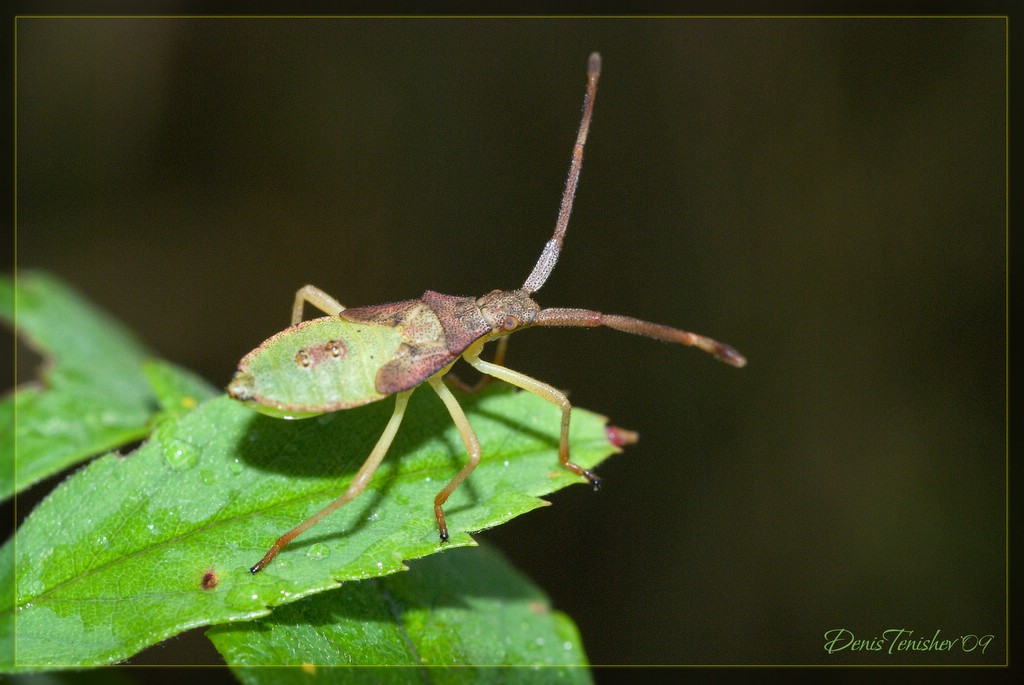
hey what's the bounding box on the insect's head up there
[476,288,541,336]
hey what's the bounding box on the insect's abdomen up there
[229,317,401,418]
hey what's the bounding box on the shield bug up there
[229,53,746,573]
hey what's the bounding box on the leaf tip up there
[605,424,639,448]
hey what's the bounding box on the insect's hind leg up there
[292,285,346,324]
[250,390,413,573]
[427,376,481,541]
[462,347,601,490]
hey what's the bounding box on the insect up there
[229,53,746,574]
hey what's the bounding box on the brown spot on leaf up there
[201,569,218,590]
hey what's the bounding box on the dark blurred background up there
[9,16,1006,669]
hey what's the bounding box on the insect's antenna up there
[522,52,601,295]
[534,308,747,367]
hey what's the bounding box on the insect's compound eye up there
[294,349,313,368]
[324,340,347,359]
[502,315,519,331]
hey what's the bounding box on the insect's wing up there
[229,316,399,418]
[342,300,461,395]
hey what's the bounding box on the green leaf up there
[141,358,220,419]
[5,385,619,670]
[208,544,593,683]
[0,541,12,671]
[1,272,158,500]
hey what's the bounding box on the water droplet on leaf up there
[224,583,266,611]
[305,543,330,560]
[163,438,198,470]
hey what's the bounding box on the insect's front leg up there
[445,335,510,393]
[291,285,346,325]
[427,376,481,541]
[463,347,601,490]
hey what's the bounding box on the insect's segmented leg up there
[463,348,601,490]
[445,335,511,394]
[427,376,482,541]
[291,285,346,325]
[489,334,510,368]
[250,390,413,573]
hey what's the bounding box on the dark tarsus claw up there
[584,470,602,492]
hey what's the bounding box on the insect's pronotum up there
[228,53,746,573]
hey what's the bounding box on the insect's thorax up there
[327,289,538,396]
[420,288,541,354]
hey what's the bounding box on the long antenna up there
[522,52,601,295]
